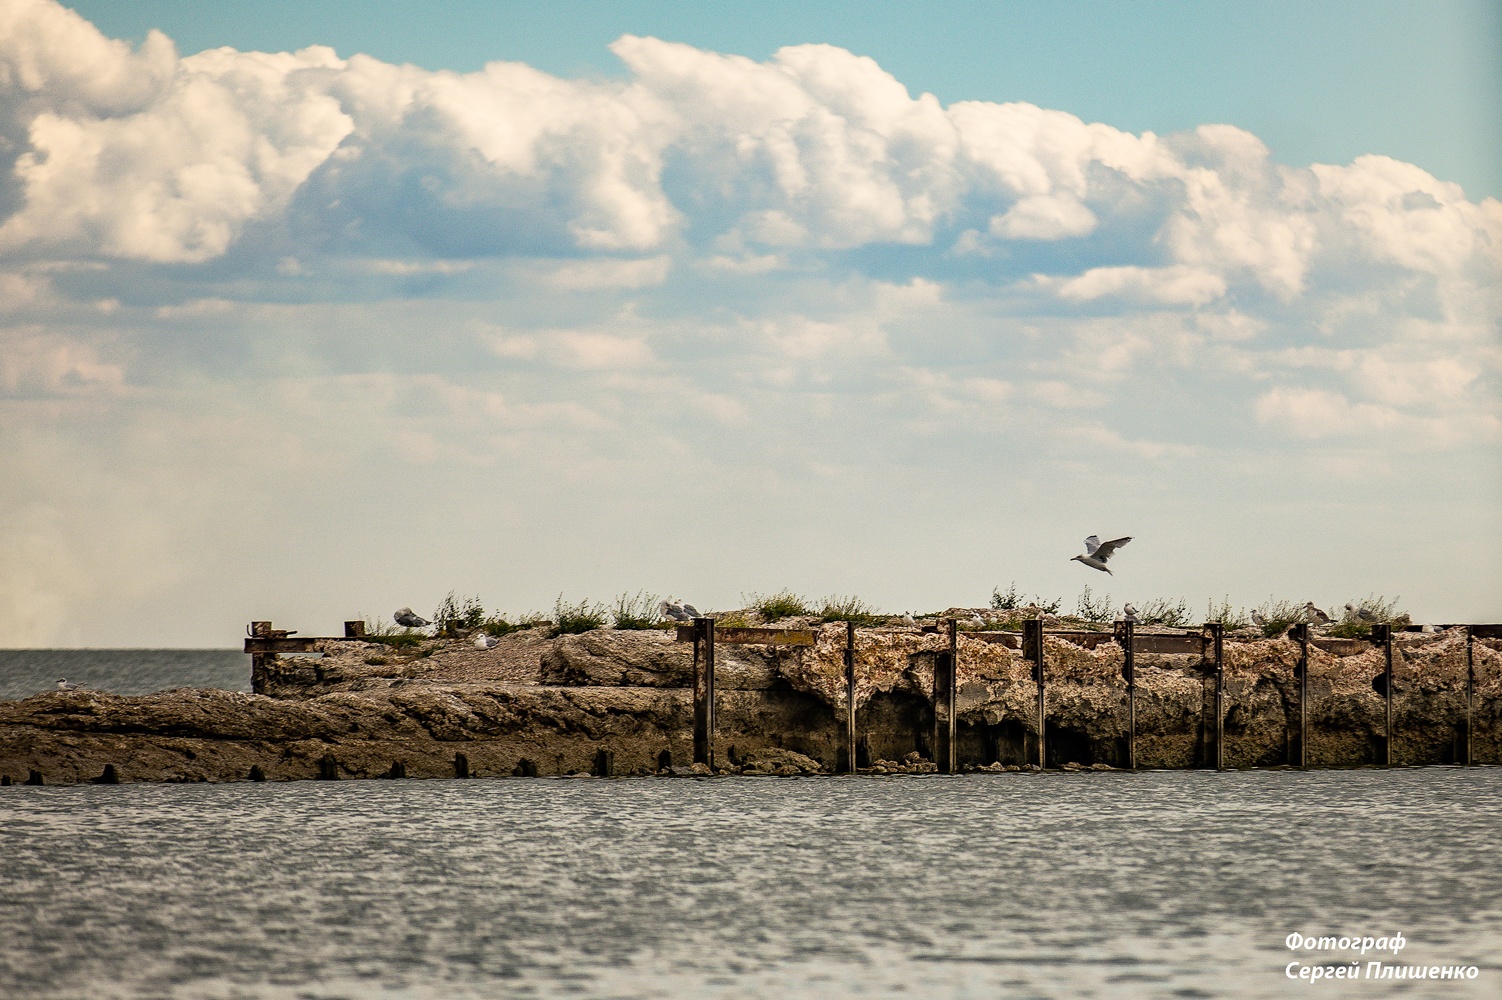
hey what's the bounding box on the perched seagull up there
[1346,603,1378,623]
[1251,610,1266,626]
[56,678,80,691]
[393,607,430,628]
[1304,602,1331,625]
[899,612,916,626]
[1071,535,1132,575]
[659,600,693,622]
[473,633,499,650]
[967,613,986,629]
[1122,603,1139,624]
[681,602,701,618]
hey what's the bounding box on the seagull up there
[1346,603,1378,623]
[1251,610,1266,626]
[659,600,693,622]
[967,613,986,628]
[473,633,499,650]
[681,602,701,618]
[899,612,916,626]
[56,678,80,691]
[1304,602,1331,625]
[1071,535,1132,575]
[1122,603,1139,624]
[393,607,430,628]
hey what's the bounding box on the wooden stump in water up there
[92,764,119,785]
[513,758,537,777]
[316,755,339,780]
[593,749,614,777]
[25,769,43,786]
[1,774,10,786]
[453,753,469,779]
[248,765,266,782]
[387,761,407,779]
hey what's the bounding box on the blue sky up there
[69,0,1502,201]
[0,0,1498,645]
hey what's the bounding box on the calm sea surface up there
[0,649,247,701]
[0,771,1497,999]
[1,653,1498,998]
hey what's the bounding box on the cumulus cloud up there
[0,1,1499,642]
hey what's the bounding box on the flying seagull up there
[473,633,499,650]
[1304,602,1331,625]
[1071,535,1132,575]
[56,678,80,691]
[1346,603,1378,623]
[393,607,430,628]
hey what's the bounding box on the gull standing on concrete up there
[659,600,693,622]
[56,678,80,691]
[1304,603,1331,625]
[1071,535,1132,575]
[393,607,430,628]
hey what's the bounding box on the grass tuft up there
[1251,598,1305,637]
[611,591,662,630]
[744,589,811,621]
[816,594,885,626]
[551,594,607,637]
[991,583,1061,614]
[433,591,486,637]
[1073,586,1117,624]
[1133,597,1194,627]
[1328,594,1408,638]
[1205,596,1251,630]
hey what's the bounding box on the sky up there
[1,0,1499,647]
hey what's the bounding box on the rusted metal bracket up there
[1291,623,1310,769]
[1115,620,1136,770]
[1203,622,1225,770]
[691,617,716,768]
[674,625,815,646]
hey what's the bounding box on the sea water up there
[1,768,1498,999]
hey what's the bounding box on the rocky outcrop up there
[1,624,1495,784]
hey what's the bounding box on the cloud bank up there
[1,0,1499,644]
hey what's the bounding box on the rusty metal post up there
[1116,620,1136,770]
[1204,622,1224,770]
[1024,618,1046,767]
[843,621,857,774]
[1373,622,1393,767]
[249,621,273,695]
[343,620,366,638]
[1292,623,1310,769]
[1465,627,1474,767]
[692,616,716,768]
[940,619,957,774]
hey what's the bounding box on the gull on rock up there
[659,600,696,622]
[473,633,499,650]
[899,612,916,626]
[56,678,80,691]
[1346,603,1378,623]
[1071,535,1132,575]
[1251,610,1266,626]
[1304,603,1331,625]
[393,608,430,628]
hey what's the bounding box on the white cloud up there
[0,2,1499,642]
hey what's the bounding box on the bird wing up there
[1083,535,1101,556]
[1093,536,1132,562]
[682,603,700,617]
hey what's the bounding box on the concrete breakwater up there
[1,621,1498,784]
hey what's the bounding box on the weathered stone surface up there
[1,625,1494,784]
